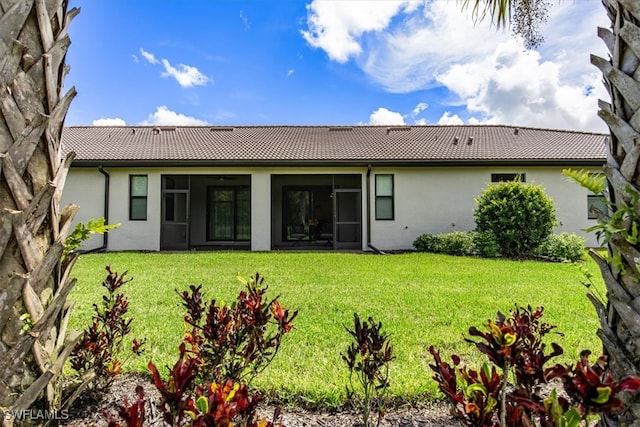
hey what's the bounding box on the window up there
[588,195,606,220]
[129,175,148,220]
[375,174,394,220]
[491,173,526,183]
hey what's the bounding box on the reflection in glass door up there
[282,187,332,242]
[333,189,361,250]
[285,190,311,241]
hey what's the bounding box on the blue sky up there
[64,0,609,132]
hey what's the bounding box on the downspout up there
[81,165,109,253]
[366,165,385,254]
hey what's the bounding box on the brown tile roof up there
[61,125,607,166]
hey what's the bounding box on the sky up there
[64,0,611,133]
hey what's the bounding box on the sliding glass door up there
[283,186,332,242]
[207,186,250,241]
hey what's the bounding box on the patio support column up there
[251,171,271,251]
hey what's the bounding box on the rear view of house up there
[61,125,607,252]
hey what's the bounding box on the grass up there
[68,251,605,408]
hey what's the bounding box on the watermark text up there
[1,409,69,421]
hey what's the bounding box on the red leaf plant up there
[185,380,283,427]
[556,358,640,415]
[176,273,298,385]
[429,346,502,426]
[104,385,146,427]
[70,266,146,395]
[148,343,199,426]
[430,305,640,426]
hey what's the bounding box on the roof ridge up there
[62,124,608,136]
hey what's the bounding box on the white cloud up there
[302,1,417,63]
[287,69,295,78]
[435,39,607,132]
[368,107,405,125]
[437,112,464,125]
[139,48,210,88]
[367,104,432,125]
[139,106,209,126]
[302,0,610,132]
[93,117,127,126]
[411,102,428,117]
[160,59,210,88]
[240,10,251,29]
[369,4,500,92]
[140,48,159,65]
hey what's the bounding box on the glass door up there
[207,187,251,241]
[333,189,361,250]
[282,186,333,243]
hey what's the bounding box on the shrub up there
[413,231,496,257]
[429,305,640,426]
[440,231,476,256]
[177,273,298,385]
[69,266,145,396]
[474,180,556,257]
[107,273,293,427]
[146,345,284,427]
[412,233,442,253]
[412,232,475,256]
[472,231,500,258]
[342,313,394,427]
[535,232,586,262]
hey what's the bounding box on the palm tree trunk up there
[0,0,80,423]
[589,0,640,424]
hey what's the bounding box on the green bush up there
[474,180,556,257]
[413,231,475,256]
[535,232,586,262]
[412,233,442,253]
[473,231,500,258]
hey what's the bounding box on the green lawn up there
[68,251,605,407]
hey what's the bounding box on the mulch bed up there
[60,373,460,427]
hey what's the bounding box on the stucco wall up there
[368,165,602,250]
[63,166,275,251]
[60,168,106,251]
[62,167,161,251]
[63,164,602,252]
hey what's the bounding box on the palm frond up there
[562,168,606,195]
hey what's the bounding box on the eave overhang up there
[69,158,606,168]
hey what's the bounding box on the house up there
[60,125,607,252]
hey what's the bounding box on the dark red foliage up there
[104,386,146,427]
[342,314,394,384]
[188,380,263,426]
[466,306,564,394]
[560,359,640,414]
[176,272,297,384]
[342,313,394,427]
[148,343,199,426]
[430,305,640,426]
[70,266,145,393]
[119,273,293,426]
[177,284,205,326]
[428,346,501,426]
